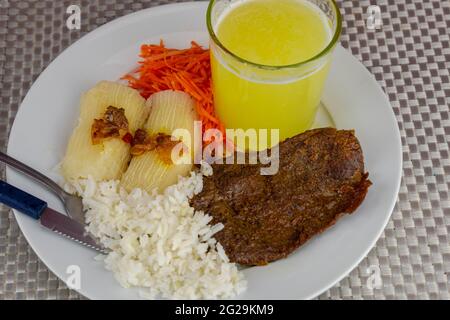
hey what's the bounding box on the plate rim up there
[6,1,402,300]
[309,58,403,299]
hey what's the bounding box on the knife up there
[0,180,107,254]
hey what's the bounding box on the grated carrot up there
[123,41,224,143]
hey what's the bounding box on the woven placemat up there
[0,0,449,300]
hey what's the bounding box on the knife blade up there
[0,180,107,254]
[40,207,107,253]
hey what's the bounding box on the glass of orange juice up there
[207,0,341,149]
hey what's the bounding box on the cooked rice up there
[67,164,246,299]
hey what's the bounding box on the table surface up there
[0,0,449,300]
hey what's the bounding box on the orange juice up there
[209,0,337,146]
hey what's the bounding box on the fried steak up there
[190,128,372,265]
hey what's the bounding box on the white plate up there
[6,2,402,299]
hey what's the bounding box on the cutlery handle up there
[0,151,67,200]
[0,180,47,220]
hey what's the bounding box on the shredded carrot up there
[123,41,224,143]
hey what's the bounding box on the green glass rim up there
[206,0,342,70]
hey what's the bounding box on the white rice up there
[67,163,246,299]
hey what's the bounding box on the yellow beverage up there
[209,0,338,147]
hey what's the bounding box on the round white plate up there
[6,2,402,299]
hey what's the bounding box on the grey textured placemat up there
[0,0,449,300]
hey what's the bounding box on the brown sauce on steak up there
[190,128,372,266]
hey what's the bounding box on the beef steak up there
[191,128,372,265]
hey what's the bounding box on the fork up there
[0,151,85,224]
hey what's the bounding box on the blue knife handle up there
[0,180,47,220]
